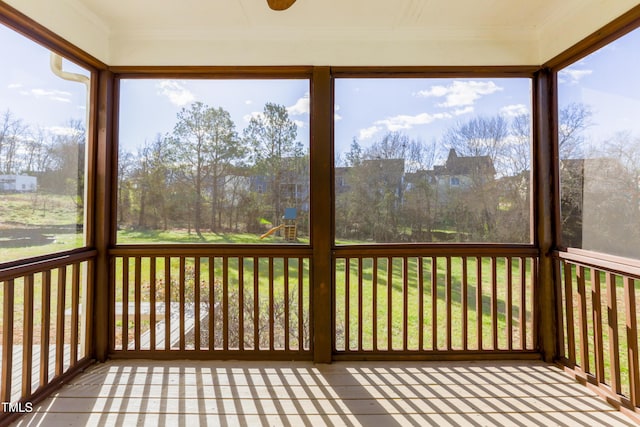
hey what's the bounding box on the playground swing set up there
[259,207,297,241]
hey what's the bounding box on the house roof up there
[5,0,640,66]
[444,149,495,176]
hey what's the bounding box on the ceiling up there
[5,0,640,66]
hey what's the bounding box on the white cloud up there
[245,100,253,105]
[375,112,451,131]
[500,104,529,117]
[358,125,382,140]
[287,92,310,116]
[334,113,343,121]
[293,119,305,128]
[558,68,593,85]
[31,88,72,103]
[157,80,195,106]
[415,81,503,107]
[7,83,22,89]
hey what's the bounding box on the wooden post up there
[93,69,115,361]
[534,68,558,362]
[311,66,333,363]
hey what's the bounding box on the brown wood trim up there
[333,350,541,362]
[554,249,640,279]
[110,66,313,79]
[110,245,313,257]
[109,350,312,361]
[533,68,558,362]
[21,275,34,398]
[334,244,538,257]
[544,4,640,70]
[93,69,115,362]
[0,249,97,281]
[331,66,539,78]
[0,1,106,70]
[1,279,14,403]
[39,270,52,387]
[311,66,333,363]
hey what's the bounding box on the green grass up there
[117,229,309,245]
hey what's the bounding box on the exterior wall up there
[0,174,37,192]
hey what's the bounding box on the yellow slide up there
[260,224,284,239]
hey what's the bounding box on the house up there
[0,174,37,192]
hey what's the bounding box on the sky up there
[1,22,640,164]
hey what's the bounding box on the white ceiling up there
[5,0,640,66]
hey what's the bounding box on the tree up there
[0,110,29,174]
[243,103,302,226]
[559,102,592,160]
[169,102,241,238]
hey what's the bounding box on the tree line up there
[118,102,308,239]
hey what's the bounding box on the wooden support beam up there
[534,68,558,362]
[311,66,333,363]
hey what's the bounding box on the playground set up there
[259,207,297,241]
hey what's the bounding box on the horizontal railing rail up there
[110,248,311,360]
[0,250,95,424]
[555,249,640,415]
[333,245,538,358]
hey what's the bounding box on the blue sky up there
[1,22,640,162]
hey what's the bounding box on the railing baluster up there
[40,271,51,387]
[209,257,215,350]
[1,279,14,403]
[223,256,229,351]
[164,257,171,351]
[298,257,303,351]
[194,256,201,350]
[179,257,186,351]
[507,257,513,351]
[476,257,482,350]
[268,257,274,351]
[134,257,141,352]
[418,256,424,352]
[520,257,527,351]
[491,257,497,350]
[564,261,576,365]
[388,257,393,351]
[253,257,259,350]
[577,266,589,372]
[345,257,351,351]
[607,272,621,395]
[358,257,364,351]
[71,263,80,364]
[121,258,128,352]
[239,257,245,351]
[462,257,468,351]
[403,257,409,351]
[283,257,289,351]
[22,275,34,398]
[432,256,437,350]
[624,277,640,407]
[373,257,379,351]
[446,257,452,351]
[56,266,66,376]
[149,257,156,351]
[554,258,565,358]
[591,268,604,384]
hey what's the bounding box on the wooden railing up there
[0,250,95,420]
[333,245,538,358]
[110,247,311,360]
[555,249,640,415]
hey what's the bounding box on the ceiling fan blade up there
[267,0,297,11]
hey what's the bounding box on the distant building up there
[0,175,37,193]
